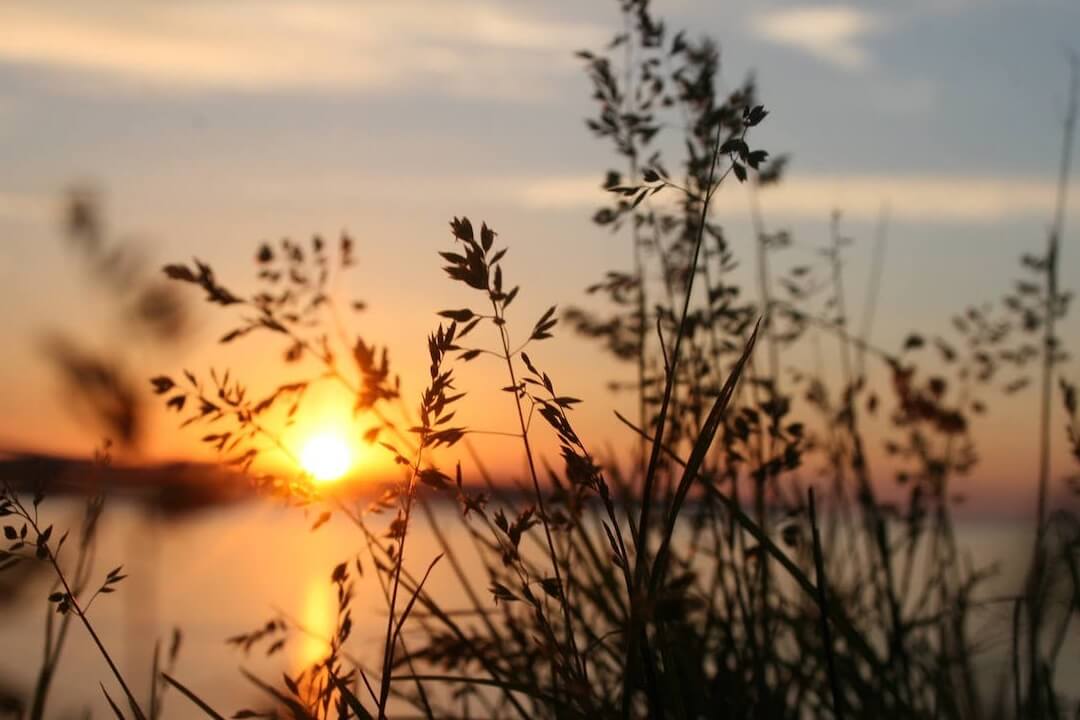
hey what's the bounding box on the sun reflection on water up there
[298,577,334,671]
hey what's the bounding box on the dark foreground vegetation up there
[3,1,1079,718]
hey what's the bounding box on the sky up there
[1,0,1079,515]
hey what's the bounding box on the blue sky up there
[0,0,1078,512]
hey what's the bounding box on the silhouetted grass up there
[2,2,1079,719]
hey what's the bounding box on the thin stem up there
[622,124,734,716]
[856,204,890,380]
[632,126,731,581]
[1028,53,1077,712]
[809,488,844,720]
[492,297,586,687]
[376,444,424,718]
[1034,55,1078,546]
[8,493,147,720]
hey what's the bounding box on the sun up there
[300,433,353,484]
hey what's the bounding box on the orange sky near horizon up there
[1,0,1079,521]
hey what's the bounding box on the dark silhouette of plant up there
[8,2,1079,719]
[146,6,1080,719]
[46,187,190,448]
[1,445,148,719]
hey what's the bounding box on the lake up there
[1,496,1075,718]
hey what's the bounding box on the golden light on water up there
[300,432,352,484]
[298,579,334,675]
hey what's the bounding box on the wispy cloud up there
[0,1,602,98]
[750,6,882,70]
[517,173,1078,223]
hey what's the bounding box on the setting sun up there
[300,433,352,483]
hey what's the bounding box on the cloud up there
[516,172,1078,223]
[0,1,602,98]
[750,6,882,70]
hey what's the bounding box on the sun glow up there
[300,433,352,484]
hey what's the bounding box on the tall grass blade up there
[329,673,377,720]
[240,669,313,720]
[648,318,759,596]
[809,488,844,720]
[100,684,127,720]
[159,673,226,720]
